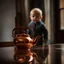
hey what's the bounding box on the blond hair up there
[30,8,43,17]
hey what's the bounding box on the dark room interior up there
[0,0,64,64]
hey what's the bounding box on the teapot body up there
[12,27,40,49]
[13,33,34,49]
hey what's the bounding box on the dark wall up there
[0,0,16,42]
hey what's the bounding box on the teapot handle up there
[12,26,34,38]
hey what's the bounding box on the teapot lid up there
[16,33,30,37]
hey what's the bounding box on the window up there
[60,0,64,29]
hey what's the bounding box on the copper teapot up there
[12,26,40,49]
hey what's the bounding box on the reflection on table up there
[0,45,49,64]
[1,44,64,64]
[14,45,49,64]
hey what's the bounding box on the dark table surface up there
[0,45,49,64]
[0,44,64,64]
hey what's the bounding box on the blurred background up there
[0,0,64,64]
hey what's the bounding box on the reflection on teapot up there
[12,26,40,49]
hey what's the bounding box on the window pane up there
[60,0,64,29]
[60,10,64,29]
[60,0,64,8]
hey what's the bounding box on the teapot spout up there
[33,35,41,46]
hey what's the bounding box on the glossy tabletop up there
[0,44,64,64]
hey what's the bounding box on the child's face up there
[30,12,42,22]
